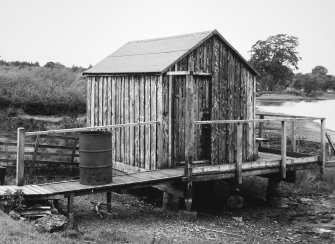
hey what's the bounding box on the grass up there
[0,211,73,244]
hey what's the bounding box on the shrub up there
[0,65,86,115]
[309,90,324,97]
[284,87,305,96]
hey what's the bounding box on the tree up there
[312,65,328,76]
[249,34,301,91]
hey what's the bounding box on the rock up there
[35,214,68,233]
[9,210,20,220]
[232,217,243,222]
[226,195,243,209]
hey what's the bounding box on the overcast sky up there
[0,0,334,74]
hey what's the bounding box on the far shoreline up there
[257,93,335,102]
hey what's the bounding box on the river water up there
[257,99,335,131]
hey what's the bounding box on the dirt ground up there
[48,186,335,244]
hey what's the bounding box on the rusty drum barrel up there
[79,131,113,185]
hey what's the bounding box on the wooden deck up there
[0,151,323,200]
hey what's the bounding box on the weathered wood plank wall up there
[86,75,160,170]
[167,35,256,163]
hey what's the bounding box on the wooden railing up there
[188,116,326,184]
[0,134,79,169]
[15,121,160,186]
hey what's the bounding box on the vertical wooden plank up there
[107,77,112,125]
[211,37,220,165]
[253,75,257,159]
[90,77,95,127]
[151,76,157,169]
[32,134,40,171]
[173,77,180,163]
[120,77,125,163]
[168,75,173,167]
[124,77,129,165]
[226,52,233,164]
[116,77,120,162]
[236,123,243,184]
[185,74,195,160]
[321,118,326,175]
[67,192,74,214]
[193,76,199,161]
[218,42,225,164]
[179,77,185,162]
[246,72,253,160]
[16,127,25,186]
[281,121,287,179]
[87,77,91,126]
[139,76,145,168]
[129,76,135,166]
[145,76,151,169]
[135,76,140,167]
[103,77,108,126]
[292,121,296,152]
[94,77,99,126]
[162,76,169,168]
[99,77,103,126]
[70,137,78,175]
[111,77,116,162]
[157,75,164,168]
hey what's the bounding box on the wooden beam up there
[258,114,264,138]
[106,192,111,213]
[166,71,212,76]
[236,123,243,184]
[67,192,74,214]
[166,71,190,76]
[281,121,287,179]
[321,118,326,174]
[16,127,25,186]
[157,75,164,168]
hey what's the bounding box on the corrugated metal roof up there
[84,30,259,75]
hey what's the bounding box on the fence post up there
[321,118,326,175]
[70,137,78,175]
[292,121,296,152]
[236,123,243,184]
[281,121,287,179]
[16,127,25,186]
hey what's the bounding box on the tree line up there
[249,34,335,96]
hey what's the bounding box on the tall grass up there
[0,65,86,115]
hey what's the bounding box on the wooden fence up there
[0,132,79,172]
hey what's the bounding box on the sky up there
[0,0,334,74]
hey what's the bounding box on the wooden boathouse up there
[83,30,259,171]
[0,30,330,220]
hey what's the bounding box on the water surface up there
[257,99,335,131]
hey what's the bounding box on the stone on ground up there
[35,214,68,232]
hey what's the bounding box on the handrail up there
[194,117,324,125]
[25,121,160,136]
[256,111,323,120]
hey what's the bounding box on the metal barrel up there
[79,131,113,185]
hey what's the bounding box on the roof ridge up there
[127,30,215,44]
[109,49,189,58]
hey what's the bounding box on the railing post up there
[16,127,25,186]
[236,123,243,184]
[321,118,326,175]
[292,121,296,152]
[281,121,287,179]
[258,114,264,148]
